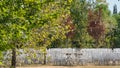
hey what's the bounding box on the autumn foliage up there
[87,8,105,40]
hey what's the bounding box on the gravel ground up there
[17,65,120,68]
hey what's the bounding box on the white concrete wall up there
[3,48,120,66]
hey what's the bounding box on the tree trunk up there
[96,39,99,48]
[11,48,16,68]
[43,53,46,65]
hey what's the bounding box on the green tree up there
[0,0,48,67]
[112,13,120,48]
[70,0,89,48]
[0,0,71,67]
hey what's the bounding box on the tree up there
[70,0,89,48]
[87,7,105,47]
[113,4,117,14]
[86,0,117,48]
[0,0,49,67]
[1,0,72,67]
[112,13,120,48]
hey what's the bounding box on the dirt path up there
[17,66,120,68]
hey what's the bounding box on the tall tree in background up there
[70,0,89,48]
[113,4,117,14]
[87,0,117,48]
[87,7,105,47]
[87,0,105,47]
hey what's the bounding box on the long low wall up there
[3,48,120,66]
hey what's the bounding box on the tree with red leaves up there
[87,8,105,47]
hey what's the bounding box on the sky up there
[106,0,120,13]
